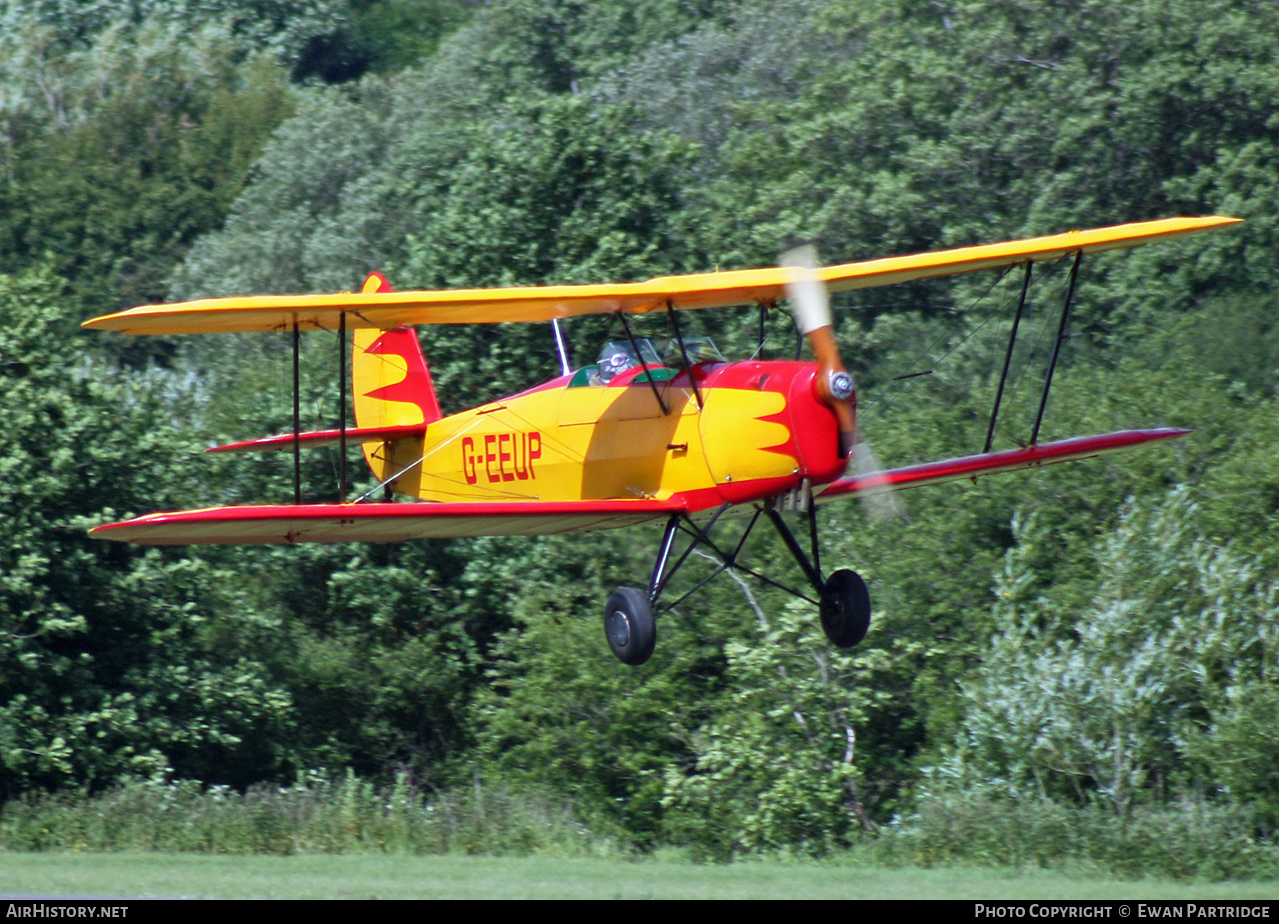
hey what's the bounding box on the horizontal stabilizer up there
[207,425,429,453]
[83,217,1239,334]
[89,498,686,545]
[817,429,1190,502]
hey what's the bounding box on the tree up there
[936,490,1279,824]
[0,21,295,324]
[0,267,297,795]
[659,594,901,857]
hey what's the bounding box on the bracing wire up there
[857,257,1074,437]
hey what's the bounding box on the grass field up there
[2,853,1277,899]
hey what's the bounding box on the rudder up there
[352,272,440,496]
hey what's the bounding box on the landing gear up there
[819,569,871,648]
[604,587,656,666]
[604,508,873,664]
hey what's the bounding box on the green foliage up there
[0,18,296,333]
[292,1,476,82]
[660,598,889,858]
[168,81,399,299]
[401,95,699,288]
[0,773,610,856]
[882,794,1279,881]
[470,532,711,846]
[0,268,298,793]
[465,0,737,95]
[668,0,1279,319]
[272,551,478,780]
[0,1,354,65]
[934,489,1279,825]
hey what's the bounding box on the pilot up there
[596,343,637,384]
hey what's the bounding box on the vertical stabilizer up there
[352,272,440,496]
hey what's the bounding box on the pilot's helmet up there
[597,344,636,383]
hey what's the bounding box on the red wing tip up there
[89,521,133,539]
[1088,426,1192,442]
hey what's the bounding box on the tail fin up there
[352,272,440,496]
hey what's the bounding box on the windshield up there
[662,336,725,367]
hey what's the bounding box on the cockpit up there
[568,337,726,387]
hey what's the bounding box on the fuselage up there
[362,360,848,512]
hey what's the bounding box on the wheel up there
[604,587,657,666]
[819,569,871,648]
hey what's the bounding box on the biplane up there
[84,216,1238,665]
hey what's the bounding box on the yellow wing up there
[83,217,1240,335]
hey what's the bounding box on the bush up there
[872,794,1279,881]
[0,773,619,857]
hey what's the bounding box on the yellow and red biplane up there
[84,217,1238,664]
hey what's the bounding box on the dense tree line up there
[1,0,1277,858]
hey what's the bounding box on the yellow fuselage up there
[361,362,845,510]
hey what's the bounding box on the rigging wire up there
[857,264,1020,422]
[986,266,1073,447]
[856,257,1075,447]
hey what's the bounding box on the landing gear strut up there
[602,504,872,665]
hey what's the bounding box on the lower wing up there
[816,429,1189,502]
[90,498,686,546]
[91,430,1186,544]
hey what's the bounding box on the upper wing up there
[83,217,1238,335]
[816,429,1190,503]
[89,498,686,545]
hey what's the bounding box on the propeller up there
[782,245,856,460]
[782,246,907,521]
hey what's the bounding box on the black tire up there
[604,587,657,666]
[819,569,871,648]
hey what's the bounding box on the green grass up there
[1,853,1277,899]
